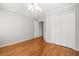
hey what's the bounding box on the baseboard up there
[44,38,79,51]
[0,36,41,48]
[1,37,78,51]
[0,38,32,48]
[74,48,79,51]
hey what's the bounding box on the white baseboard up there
[0,37,33,48]
[44,39,79,51]
[74,48,79,51]
[0,36,41,48]
[1,37,79,51]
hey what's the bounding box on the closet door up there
[61,12,75,49]
[54,16,61,45]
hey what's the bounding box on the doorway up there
[39,22,44,37]
[34,20,44,38]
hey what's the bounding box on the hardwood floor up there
[0,37,79,56]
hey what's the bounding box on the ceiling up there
[0,3,77,19]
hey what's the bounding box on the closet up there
[44,7,75,49]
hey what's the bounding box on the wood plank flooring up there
[0,37,79,56]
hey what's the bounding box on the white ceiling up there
[38,3,76,14]
[0,3,77,19]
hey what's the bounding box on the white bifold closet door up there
[60,12,75,49]
[55,12,75,49]
[45,11,75,49]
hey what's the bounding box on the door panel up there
[61,13,75,49]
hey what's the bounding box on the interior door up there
[61,12,75,49]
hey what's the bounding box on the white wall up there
[0,8,34,47]
[75,4,79,50]
[34,20,40,37]
[44,7,75,49]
